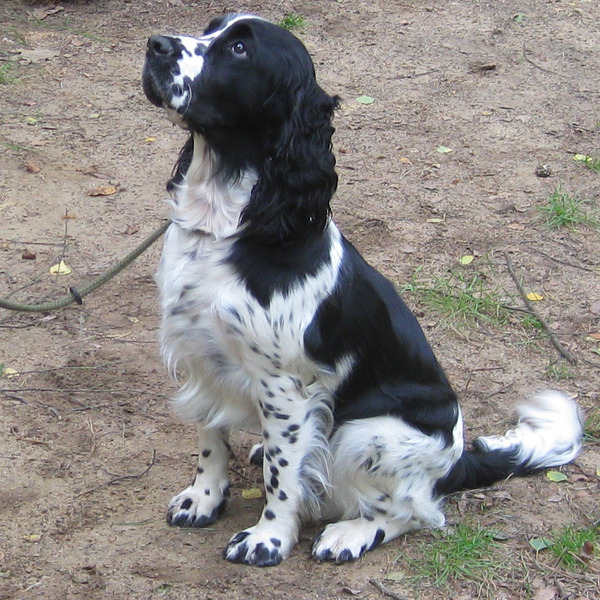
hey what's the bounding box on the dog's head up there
[143,14,339,242]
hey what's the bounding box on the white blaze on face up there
[170,36,207,111]
[168,15,264,111]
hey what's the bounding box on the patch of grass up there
[0,61,17,85]
[404,268,511,328]
[583,410,600,444]
[545,361,572,382]
[574,154,600,173]
[406,524,500,585]
[537,185,599,230]
[549,525,598,570]
[521,313,544,330]
[280,14,306,32]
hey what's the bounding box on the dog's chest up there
[157,225,313,380]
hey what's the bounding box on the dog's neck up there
[168,133,257,239]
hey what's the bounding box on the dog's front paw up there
[312,520,385,563]
[224,527,292,566]
[167,485,228,528]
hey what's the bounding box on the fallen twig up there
[504,251,577,364]
[369,579,409,600]
[77,449,157,497]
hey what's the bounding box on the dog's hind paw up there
[312,519,386,563]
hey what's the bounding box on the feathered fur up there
[143,14,583,566]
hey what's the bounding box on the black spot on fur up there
[202,449,212,458]
[264,509,276,520]
[371,528,385,549]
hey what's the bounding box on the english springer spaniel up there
[142,14,583,566]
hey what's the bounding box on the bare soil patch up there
[1,1,599,598]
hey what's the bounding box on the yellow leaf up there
[526,292,544,301]
[459,255,474,265]
[88,185,118,197]
[573,154,590,163]
[426,217,445,223]
[1,367,19,378]
[49,260,72,276]
[241,488,263,500]
[24,534,41,543]
[145,136,157,143]
[546,470,568,482]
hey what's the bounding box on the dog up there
[142,14,583,566]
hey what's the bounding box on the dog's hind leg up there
[313,415,459,562]
[166,425,231,527]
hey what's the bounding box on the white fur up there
[475,390,583,469]
[324,413,462,525]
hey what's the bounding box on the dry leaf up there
[526,292,544,301]
[18,48,60,63]
[49,261,72,276]
[125,225,139,235]
[88,185,118,197]
[25,162,41,173]
[22,250,36,260]
[241,488,263,500]
[1,367,19,378]
[580,540,594,562]
[341,587,363,596]
[589,332,600,340]
[459,255,474,265]
[507,222,525,230]
[533,585,557,600]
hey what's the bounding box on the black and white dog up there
[142,14,582,566]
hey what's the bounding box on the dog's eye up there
[231,41,246,55]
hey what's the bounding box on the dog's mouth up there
[142,35,195,128]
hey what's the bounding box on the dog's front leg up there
[224,386,330,566]
[167,425,231,527]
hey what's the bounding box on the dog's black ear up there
[166,135,194,192]
[240,85,340,243]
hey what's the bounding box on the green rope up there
[0,220,170,313]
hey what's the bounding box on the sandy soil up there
[1,1,599,598]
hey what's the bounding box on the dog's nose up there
[147,35,175,57]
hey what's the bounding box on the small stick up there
[503,251,577,364]
[77,449,157,497]
[369,579,409,600]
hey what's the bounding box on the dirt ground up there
[1,0,599,598]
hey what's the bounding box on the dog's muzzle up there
[143,36,190,112]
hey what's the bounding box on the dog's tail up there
[435,390,583,496]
